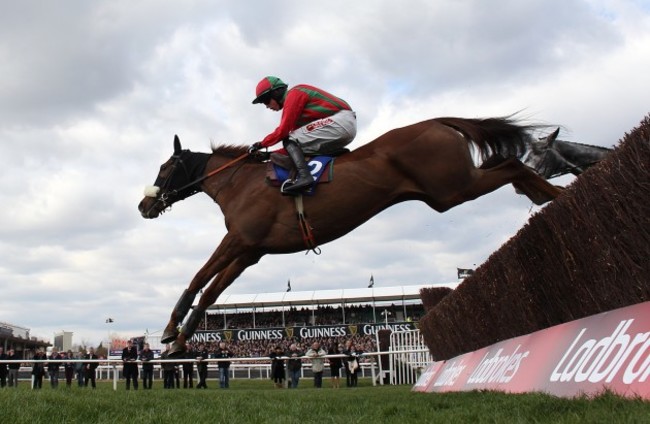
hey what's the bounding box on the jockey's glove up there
[248,142,263,154]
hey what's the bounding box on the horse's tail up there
[434,116,539,161]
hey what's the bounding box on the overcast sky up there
[1,0,648,347]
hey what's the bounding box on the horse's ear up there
[174,135,182,154]
[547,128,560,146]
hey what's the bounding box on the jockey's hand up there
[248,142,263,154]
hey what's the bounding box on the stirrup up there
[281,178,313,195]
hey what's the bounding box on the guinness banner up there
[191,322,417,343]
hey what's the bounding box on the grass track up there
[1,379,648,423]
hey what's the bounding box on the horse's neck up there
[554,140,611,163]
[202,155,265,203]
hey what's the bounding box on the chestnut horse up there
[138,116,563,357]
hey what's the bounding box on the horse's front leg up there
[161,233,244,343]
[168,251,261,357]
[161,289,198,343]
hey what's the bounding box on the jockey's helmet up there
[252,76,288,104]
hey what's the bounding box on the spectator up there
[327,343,343,389]
[286,343,303,389]
[269,346,286,389]
[182,343,195,389]
[160,344,176,389]
[139,342,155,390]
[47,347,62,388]
[195,343,209,389]
[74,352,85,387]
[215,341,234,389]
[305,341,327,388]
[343,340,352,387]
[344,341,363,387]
[7,349,20,388]
[122,339,139,390]
[31,349,46,389]
[174,361,181,388]
[63,350,75,388]
[84,347,99,388]
[0,347,7,388]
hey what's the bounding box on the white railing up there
[388,330,431,385]
[0,350,427,390]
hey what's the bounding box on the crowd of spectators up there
[199,303,424,330]
[180,333,376,362]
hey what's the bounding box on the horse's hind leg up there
[508,160,563,204]
[462,158,561,206]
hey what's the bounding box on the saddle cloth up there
[265,154,335,195]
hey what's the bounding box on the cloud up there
[1,0,648,346]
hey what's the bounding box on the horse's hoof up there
[168,341,187,358]
[161,327,179,344]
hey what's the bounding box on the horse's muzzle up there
[138,185,163,218]
[138,197,161,219]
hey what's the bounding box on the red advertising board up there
[413,302,649,398]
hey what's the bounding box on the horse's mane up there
[555,139,613,151]
[211,144,249,158]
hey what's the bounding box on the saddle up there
[265,153,335,195]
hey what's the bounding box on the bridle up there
[154,150,197,212]
[143,148,322,254]
[144,150,249,214]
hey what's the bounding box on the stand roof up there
[207,283,459,310]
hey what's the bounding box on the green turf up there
[1,379,648,423]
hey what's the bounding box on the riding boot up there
[282,139,314,193]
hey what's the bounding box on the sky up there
[1,0,648,347]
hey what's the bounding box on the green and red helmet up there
[252,76,288,104]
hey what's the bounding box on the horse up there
[138,116,564,357]
[523,128,613,179]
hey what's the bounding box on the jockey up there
[250,76,357,193]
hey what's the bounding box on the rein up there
[150,152,250,215]
[155,150,322,254]
[171,152,249,195]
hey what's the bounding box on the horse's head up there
[138,135,205,219]
[523,128,564,178]
[523,128,613,179]
[527,127,559,156]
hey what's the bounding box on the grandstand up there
[206,284,458,327]
[147,283,459,358]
